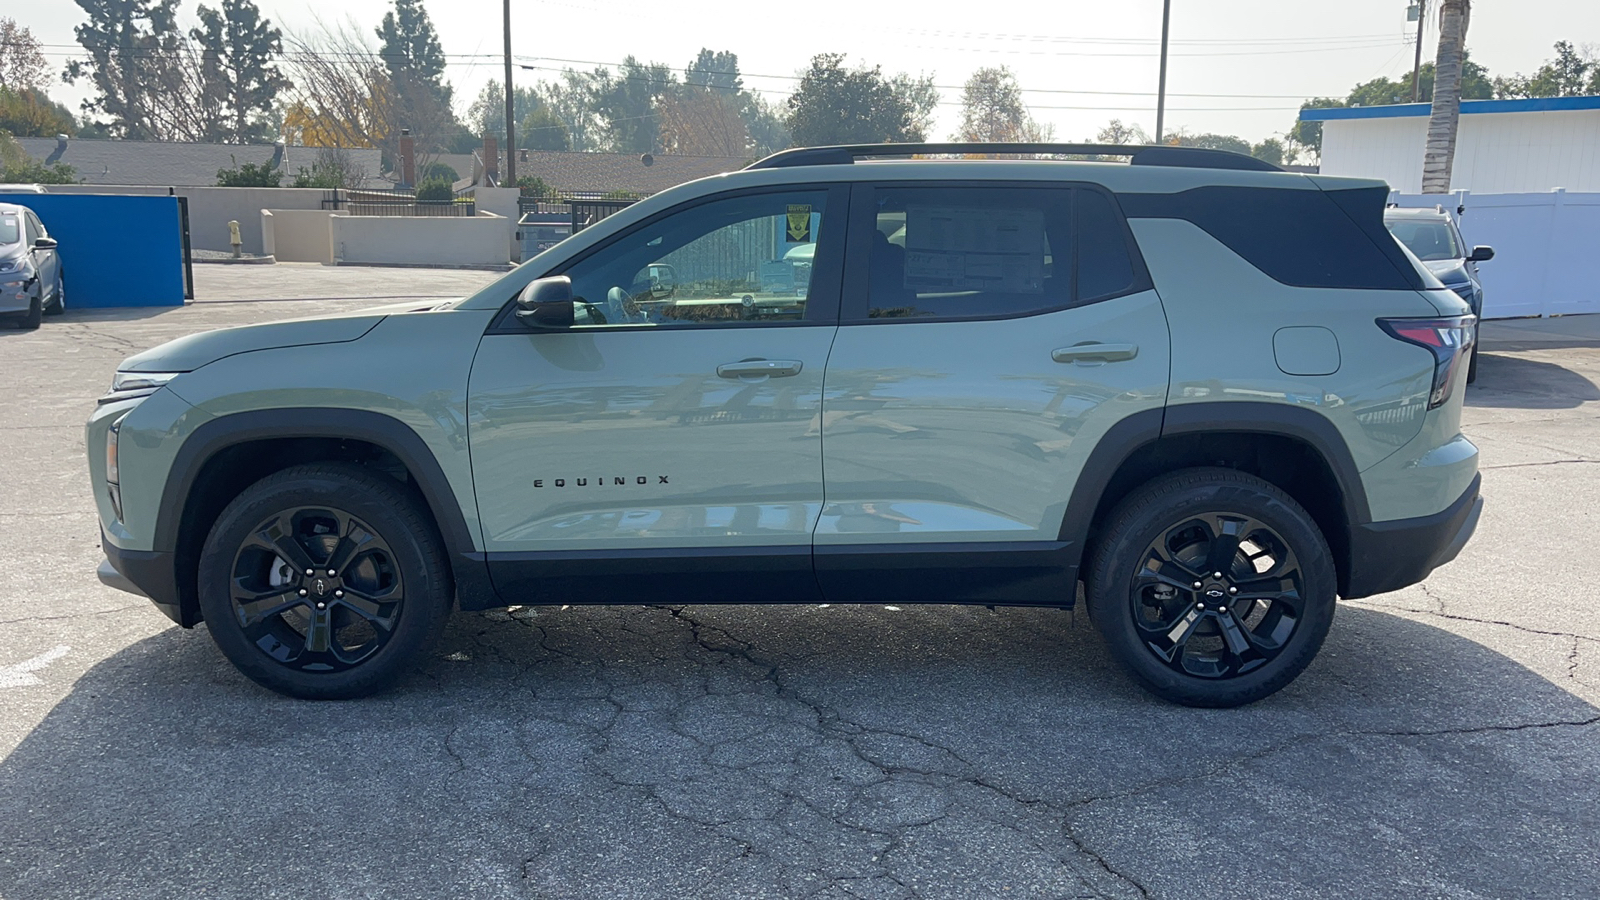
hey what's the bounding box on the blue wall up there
[0,193,185,308]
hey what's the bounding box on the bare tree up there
[282,18,452,178]
[657,88,748,156]
[0,17,51,92]
[1422,0,1471,193]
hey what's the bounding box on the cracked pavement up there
[1,268,1598,899]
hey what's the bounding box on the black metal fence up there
[322,188,476,217]
[517,193,646,233]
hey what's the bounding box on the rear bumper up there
[101,540,192,626]
[1344,473,1482,599]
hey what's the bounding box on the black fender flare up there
[154,408,493,610]
[1056,402,1371,571]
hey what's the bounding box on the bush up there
[415,178,454,203]
[419,161,458,183]
[515,175,552,197]
[216,159,282,187]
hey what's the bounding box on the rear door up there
[815,181,1170,603]
[467,184,846,604]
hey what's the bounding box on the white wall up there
[330,213,510,268]
[1322,108,1600,193]
[471,187,522,261]
[262,209,336,264]
[1391,190,1600,318]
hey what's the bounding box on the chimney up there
[270,139,285,172]
[483,133,499,185]
[46,134,68,165]
[398,128,416,188]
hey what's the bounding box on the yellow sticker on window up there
[786,204,812,243]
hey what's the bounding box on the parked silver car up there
[0,202,65,330]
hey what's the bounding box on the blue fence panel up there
[0,193,185,308]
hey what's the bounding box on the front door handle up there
[716,358,804,379]
[1051,343,1139,364]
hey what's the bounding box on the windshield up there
[1385,218,1462,261]
[0,216,19,246]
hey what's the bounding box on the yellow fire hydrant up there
[229,219,242,259]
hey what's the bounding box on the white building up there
[1303,96,1600,193]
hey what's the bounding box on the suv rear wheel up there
[197,463,452,699]
[1086,468,1336,707]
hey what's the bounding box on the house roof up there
[15,137,385,188]
[503,150,750,194]
[1299,95,1600,122]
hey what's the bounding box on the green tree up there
[376,0,456,149]
[741,94,790,156]
[0,87,77,137]
[785,53,922,146]
[520,107,571,151]
[685,48,742,94]
[1172,132,1252,155]
[954,66,1025,141]
[601,57,675,153]
[1250,138,1286,166]
[215,156,281,186]
[1493,41,1595,98]
[190,0,290,143]
[65,0,186,139]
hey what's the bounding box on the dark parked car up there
[1385,206,1492,382]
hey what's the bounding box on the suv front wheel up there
[197,463,452,699]
[1087,468,1336,707]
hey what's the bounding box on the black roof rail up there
[745,143,1283,173]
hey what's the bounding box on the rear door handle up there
[717,358,804,379]
[1051,343,1139,364]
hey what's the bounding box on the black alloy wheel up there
[1087,468,1336,707]
[198,463,451,699]
[227,506,405,673]
[1129,512,1304,680]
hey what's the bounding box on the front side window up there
[856,185,1140,320]
[561,189,834,328]
[0,216,18,247]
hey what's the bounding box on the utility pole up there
[1411,0,1429,103]
[503,0,516,185]
[1154,0,1171,143]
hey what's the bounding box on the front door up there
[815,182,1171,603]
[467,185,846,604]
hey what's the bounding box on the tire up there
[1086,467,1337,708]
[44,270,64,316]
[18,293,41,330]
[1465,342,1479,385]
[197,463,453,699]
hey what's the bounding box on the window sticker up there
[786,204,813,243]
[903,206,1046,294]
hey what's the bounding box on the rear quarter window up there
[1117,184,1427,291]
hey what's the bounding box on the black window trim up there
[486,183,851,335]
[838,179,1155,326]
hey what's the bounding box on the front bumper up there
[1344,473,1482,599]
[101,540,194,626]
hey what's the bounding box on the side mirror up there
[648,263,676,299]
[514,275,575,329]
[33,237,57,251]
[1468,245,1495,262]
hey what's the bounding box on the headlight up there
[102,371,180,403]
[1444,282,1475,301]
[0,259,21,275]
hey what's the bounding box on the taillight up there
[1377,315,1476,409]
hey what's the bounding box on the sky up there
[19,0,1600,146]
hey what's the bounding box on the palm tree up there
[1422,0,1471,193]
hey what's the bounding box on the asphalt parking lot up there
[1,264,1597,899]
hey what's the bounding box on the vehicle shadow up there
[0,604,1595,899]
[1466,351,1600,409]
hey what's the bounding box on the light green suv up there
[87,143,1482,707]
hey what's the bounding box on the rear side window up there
[850,185,1148,321]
